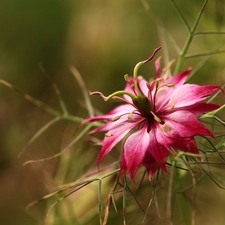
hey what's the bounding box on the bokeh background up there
[0,0,225,224]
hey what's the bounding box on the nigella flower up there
[83,47,221,181]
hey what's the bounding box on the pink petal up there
[155,87,172,110]
[124,77,149,101]
[91,113,141,134]
[83,104,136,124]
[174,102,220,115]
[148,128,168,172]
[168,84,220,108]
[138,78,149,97]
[108,104,136,116]
[161,111,214,138]
[83,104,137,134]
[171,137,199,154]
[119,153,127,179]
[124,77,136,102]
[123,124,150,180]
[166,69,191,86]
[97,120,141,165]
[154,57,161,78]
[142,151,160,180]
[155,127,199,155]
[98,134,125,165]
[155,69,191,111]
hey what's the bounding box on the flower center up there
[132,92,154,118]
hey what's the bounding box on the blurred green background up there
[0,0,225,224]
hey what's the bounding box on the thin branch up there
[23,123,94,165]
[174,0,209,73]
[39,62,69,115]
[140,0,181,61]
[18,117,61,157]
[98,179,103,225]
[0,79,61,117]
[185,49,225,59]
[70,65,94,117]
[170,0,191,32]
[195,31,225,35]
[166,165,174,225]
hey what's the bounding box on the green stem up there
[185,49,225,59]
[174,163,190,225]
[195,31,225,35]
[98,179,103,225]
[200,104,225,118]
[174,0,208,74]
[0,79,62,117]
[0,79,84,123]
[23,122,98,165]
[39,62,69,116]
[63,114,83,123]
[170,0,191,32]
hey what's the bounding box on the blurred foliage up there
[0,0,225,225]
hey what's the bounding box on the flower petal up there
[155,126,199,155]
[168,84,220,108]
[142,151,160,181]
[124,77,136,102]
[161,111,214,138]
[82,104,135,124]
[119,153,127,179]
[171,138,199,154]
[147,128,168,172]
[92,113,141,134]
[97,120,140,165]
[155,69,191,111]
[124,77,149,101]
[139,78,149,97]
[123,124,150,180]
[166,69,191,87]
[174,102,220,115]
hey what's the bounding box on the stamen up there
[128,112,133,119]
[112,111,135,122]
[124,74,130,82]
[155,80,160,90]
[165,83,175,87]
[146,82,153,102]
[149,78,163,89]
[170,104,175,110]
[150,111,162,123]
[105,133,112,137]
[111,115,122,122]
[158,83,175,90]
[162,59,176,78]
[152,82,175,108]
[137,75,144,80]
[131,84,135,90]
[146,82,150,89]
[156,78,164,82]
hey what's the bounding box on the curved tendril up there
[104,90,137,102]
[89,90,136,101]
[133,46,162,81]
[133,47,162,97]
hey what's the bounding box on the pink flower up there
[83,47,221,181]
